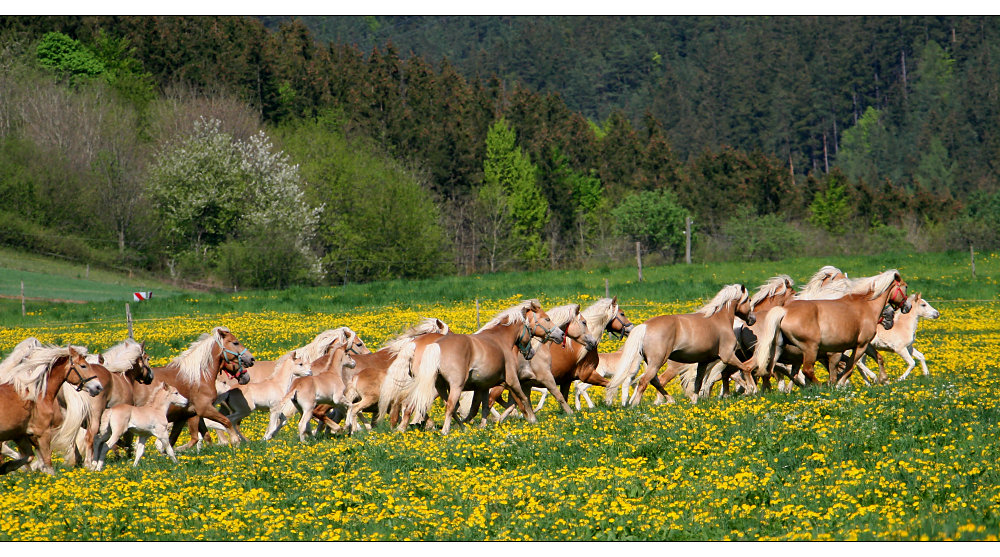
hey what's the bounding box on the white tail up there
[378,340,417,420]
[401,342,441,423]
[604,323,646,405]
[52,384,92,455]
[754,306,786,375]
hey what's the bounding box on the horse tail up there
[604,323,646,406]
[52,384,91,455]
[378,339,417,421]
[676,363,699,398]
[755,306,786,375]
[402,342,441,423]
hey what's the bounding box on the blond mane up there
[0,344,80,401]
[476,299,539,333]
[0,337,43,377]
[380,318,451,355]
[797,266,849,299]
[89,338,144,374]
[750,275,794,308]
[580,298,619,339]
[167,326,230,385]
[696,284,748,317]
[544,304,581,328]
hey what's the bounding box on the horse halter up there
[215,335,249,380]
[67,361,99,392]
[887,280,909,312]
[516,323,535,359]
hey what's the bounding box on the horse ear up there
[436,318,446,330]
[140,340,146,350]
[98,354,105,364]
[611,296,617,304]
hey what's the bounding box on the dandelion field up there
[1,253,999,541]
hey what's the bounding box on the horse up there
[93,383,189,470]
[333,318,452,434]
[0,343,102,474]
[131,327,254,449]
[754,269,911,388]
[399,300,565,435]
[604,284,758,407]
[659,276,797,402]
[263,338,357,442]
[51,338,153,469]
[531,297,635,411]
[208,350,313,443]
[856,293,940,383]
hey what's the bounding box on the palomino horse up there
[400,300,565,435]
[531,297,635,411]
[94,383,189,470]
[755,269,911,387]
[605,284,758,406]
[0,342,102,474]
[856,293,940,383]
[334,318,452,434]
[486,303,599,418]
[660,276,797,401]
[263,338,357,442]
[132,327,254,449]
[52,338,153,468]
[209,350,313,443]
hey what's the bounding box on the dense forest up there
[0,16,997,289]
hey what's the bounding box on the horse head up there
[134,340,155,385]
[559,304,599,351]
[63,346,104,396]
[885,272,910,314]
[166,385,189,407]
[736,285,756,326]
[525,302,565,345]
[606,297,635,338]
[289,351,313,378]
[215,328,254,385]
[912,293,940,320]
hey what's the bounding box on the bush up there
[611,189,688,259]
[721,212,803,261]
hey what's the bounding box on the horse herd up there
[0,265,940,475]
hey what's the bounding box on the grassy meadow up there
[0,250,998,540]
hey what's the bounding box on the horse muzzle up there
[548,328,566,344]
[84,381,104,397]
[236,371,251,385]
[745,313,757,326]
[344,356,356,369]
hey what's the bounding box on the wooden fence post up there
[21,281,25,316]
[125,303,134,339]
[635,242,643,282]
[605,278,610,298]
[971,244,976,278]
[475,298,481,329]
[685,217,692,264]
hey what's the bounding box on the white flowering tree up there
[148,117,322,287]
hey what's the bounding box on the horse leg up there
[503,360,537,425]
[629,351,667,406]
[835,345,866,388]
[895,345,917,381]
[799,346,821,387]
[875,351,887,382]
[155,426,178,464]
[132,434,149,467]
[537,373,573,415]
[296,400,315,442]
[855,346,879,385]
[440,386,463,435]
[912,347,929,377]
[173,416,201,452]
[534,388,548,412]
[219,390,252,442]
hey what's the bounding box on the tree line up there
[0,16,995,290]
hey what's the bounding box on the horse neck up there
[708,300,739,322]
[43,360,72,403]
[477,321,522,347]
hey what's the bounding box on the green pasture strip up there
[0,247,185,303]
[0,250,994,329]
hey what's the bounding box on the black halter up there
[68,362,98,392]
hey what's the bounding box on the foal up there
[94,383,188,470]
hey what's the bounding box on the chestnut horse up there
[52,338,154,468]
[263,339,357,442]
[131,327,254,449]
[605,284,758,406]
[333,318,452,434]
[754,269,911,387]
[664,275,797,401]
[530,297,635,411]
[399,300,564,435]
[0,343,102,474]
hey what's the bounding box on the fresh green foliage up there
[35,31,105,80]
[808,176,851,235]
[612,190,688,259]
[482,118,549,267]
[723,212,804,262]
[147,118,321,287]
